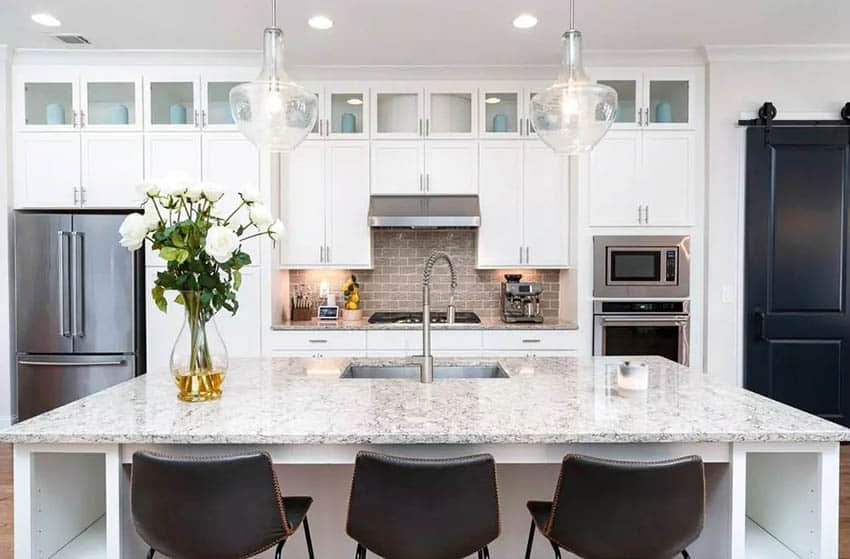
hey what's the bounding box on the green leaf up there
[174,293,185,306]
[152,285,167,313]
[170,230,186,248]
[233,269,242,291]
[159,247,181,261]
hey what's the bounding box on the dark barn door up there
[745,126,850,425]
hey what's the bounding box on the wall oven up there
[593,236,690,298]
[593,301,690,366]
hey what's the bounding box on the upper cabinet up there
[478,82,547,139]
[371,83,476,139]
[595,68,698,130]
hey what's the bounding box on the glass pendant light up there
[230,0,318,153]
[530,0,617,154]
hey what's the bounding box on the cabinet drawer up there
[431,330,483,350]
[366,330,420,353]
[482,330,577,351]
[269,330,367,352]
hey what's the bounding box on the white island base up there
[13,440,839,559]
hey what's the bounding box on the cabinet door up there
[425,85,476,139]
[80,71,143,131]
[643,69,695,129]
[214,267,262,357]
[326,142,372,268]
[477,142,524,268]
[641,131,694,226]
[371,85,424,139]
[202,133,260,188]
[588,130,642,226]
[14,133,80,208]
[81,133,144,207]
[424,141,478,194]
[479,86,522,138]
[144,73,200,131]
[523,143,570,267]
[281,142,326,267]
[15,68,79,131]
[201,69,253,131]
[522,82,549,137]
[594,69,643,129]
[144,133,202,181]
[326,85,369,140]
[370,140,424,195]
[301,82,324,139]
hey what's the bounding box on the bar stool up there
[131,451,316,559]
[346,451,500,559]
[524,454,704,559]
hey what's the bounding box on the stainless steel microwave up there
[593,236,690,298]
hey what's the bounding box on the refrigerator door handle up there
[57,231,71,337]
[71,231,85,338]
[18,359,127,367]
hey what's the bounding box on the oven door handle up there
[599,317,688,325]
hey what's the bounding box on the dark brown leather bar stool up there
[346,451,500,559]
[131,451,316,559]
[525,454,705,559]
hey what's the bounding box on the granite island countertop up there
[271,317,578,330]
[3,356,849,445]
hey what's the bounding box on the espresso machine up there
[500,274,544,323]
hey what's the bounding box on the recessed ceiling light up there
[485,97,502,104]
[308,15,334,30]
[347,98,363,106]
[512,14,538,29]
[31,13,62,27]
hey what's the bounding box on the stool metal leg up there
[524,520,535,559]
[482,545,490,559]
[550,539,562,559]
[682,551,691,559]
[303,516,315,559]
[274,538,287,559]
[146,549,156,559]
[355,543,366,559]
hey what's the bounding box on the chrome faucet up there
[413,251,457,383]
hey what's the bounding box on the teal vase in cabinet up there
[341,113,356,134]
[111,105,129,125]
[492,113,508,132]
[45,103,65,125]
[169,104,187,125]
[655,101,673,123]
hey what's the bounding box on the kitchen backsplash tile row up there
[288,229,560,321]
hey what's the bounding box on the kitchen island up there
[3,356,848,559]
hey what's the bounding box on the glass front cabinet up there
[478,82,547,138]
[307,84,371,140]
[372,83,476,139]
[595,68,696,129]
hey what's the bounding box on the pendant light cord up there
[569,0,575,30]
[272,0,278,28]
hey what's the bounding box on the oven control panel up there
[598,301,687,314]
[666,250,678,282]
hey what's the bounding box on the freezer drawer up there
[17,354,135,421]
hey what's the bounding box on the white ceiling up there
[1,0,849,65]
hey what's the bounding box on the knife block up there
[290,302,315,322]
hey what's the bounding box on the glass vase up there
[170,291,229,402]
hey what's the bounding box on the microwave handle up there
[600,317,687,324]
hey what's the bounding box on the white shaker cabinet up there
[144,133,202,181]
[81,133,144,207]
[13,133,81,207]
[588,129,694,226]
[371,140,423,195]
[371,140,477,195]
[477,141,570,268]
[201,133,260,188]
[145,267,263,374]
[281,141,371,268]
[424,141,478,194]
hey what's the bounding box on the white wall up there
[705,58,850,386]
[0,45,12,425]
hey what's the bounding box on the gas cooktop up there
[368,311,481,324]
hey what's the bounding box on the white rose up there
[183,182,204,202]
[268,219,284,241]
[159,172,193,198]
[204,225,239,263]
[118,213,148,251]
[200,181,227,202]
[135,180,160,201]
[239,185,262,204]
[249,203,274,228]
[142,203,161,231]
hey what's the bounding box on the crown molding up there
[12,48,262,67]
[705,44,850,63]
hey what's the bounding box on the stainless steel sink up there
[341,364,509,379]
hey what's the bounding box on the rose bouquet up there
[119,172,282,401]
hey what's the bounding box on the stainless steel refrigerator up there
[14,211,145,421]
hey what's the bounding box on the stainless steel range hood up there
[368,195,481,228]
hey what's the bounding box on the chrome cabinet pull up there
[326,245,331,263]
[525,246,530,263]
[202,109,208,128]
[80,186,86,206]
[418,119,423,137]
[71,231,84,338]
[73,187,79,206]
[79,110,86,127]
[426,118,430,137]
[57,231,71,337]
[71,110,78,128]
[645,205,649,224]
[319,246,324,263]
[519,246,524,263]
[426,173,430,192]
[193,110,199,128]
[637,205,643,224]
